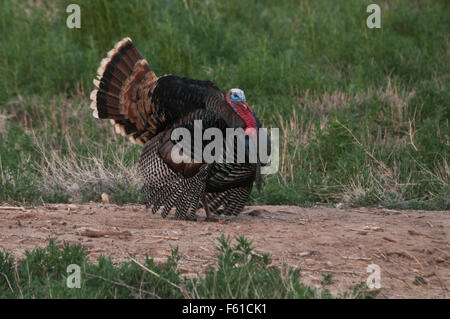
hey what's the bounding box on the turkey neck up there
[205,98,246,130]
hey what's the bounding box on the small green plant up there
[320,273,334,286]
[0,237,364,299]
[413,276,427,286]
[340,282,380,299]
[189,235,323,298]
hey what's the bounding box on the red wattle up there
[226,91,257,136]
[245,127,257,136]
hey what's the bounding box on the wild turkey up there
[90,38,269,220]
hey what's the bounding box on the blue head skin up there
[230,88,246,103]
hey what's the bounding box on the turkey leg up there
[201,194,217,222]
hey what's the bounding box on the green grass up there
[1,236,380,299]
[0,0,448,209]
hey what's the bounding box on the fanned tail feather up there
[90,37,158,145]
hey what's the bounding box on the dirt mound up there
[0,204,448,298]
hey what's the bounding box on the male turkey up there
[90,38,269,220]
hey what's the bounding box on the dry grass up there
[271,79,447,207]
[5,93,119,146]
[299,89,350,117]
[0,110,14,135]
[33,136,141,203]
[0,93,141,203]
[376,79,417,126]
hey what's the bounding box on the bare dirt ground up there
[0,204,448,298]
